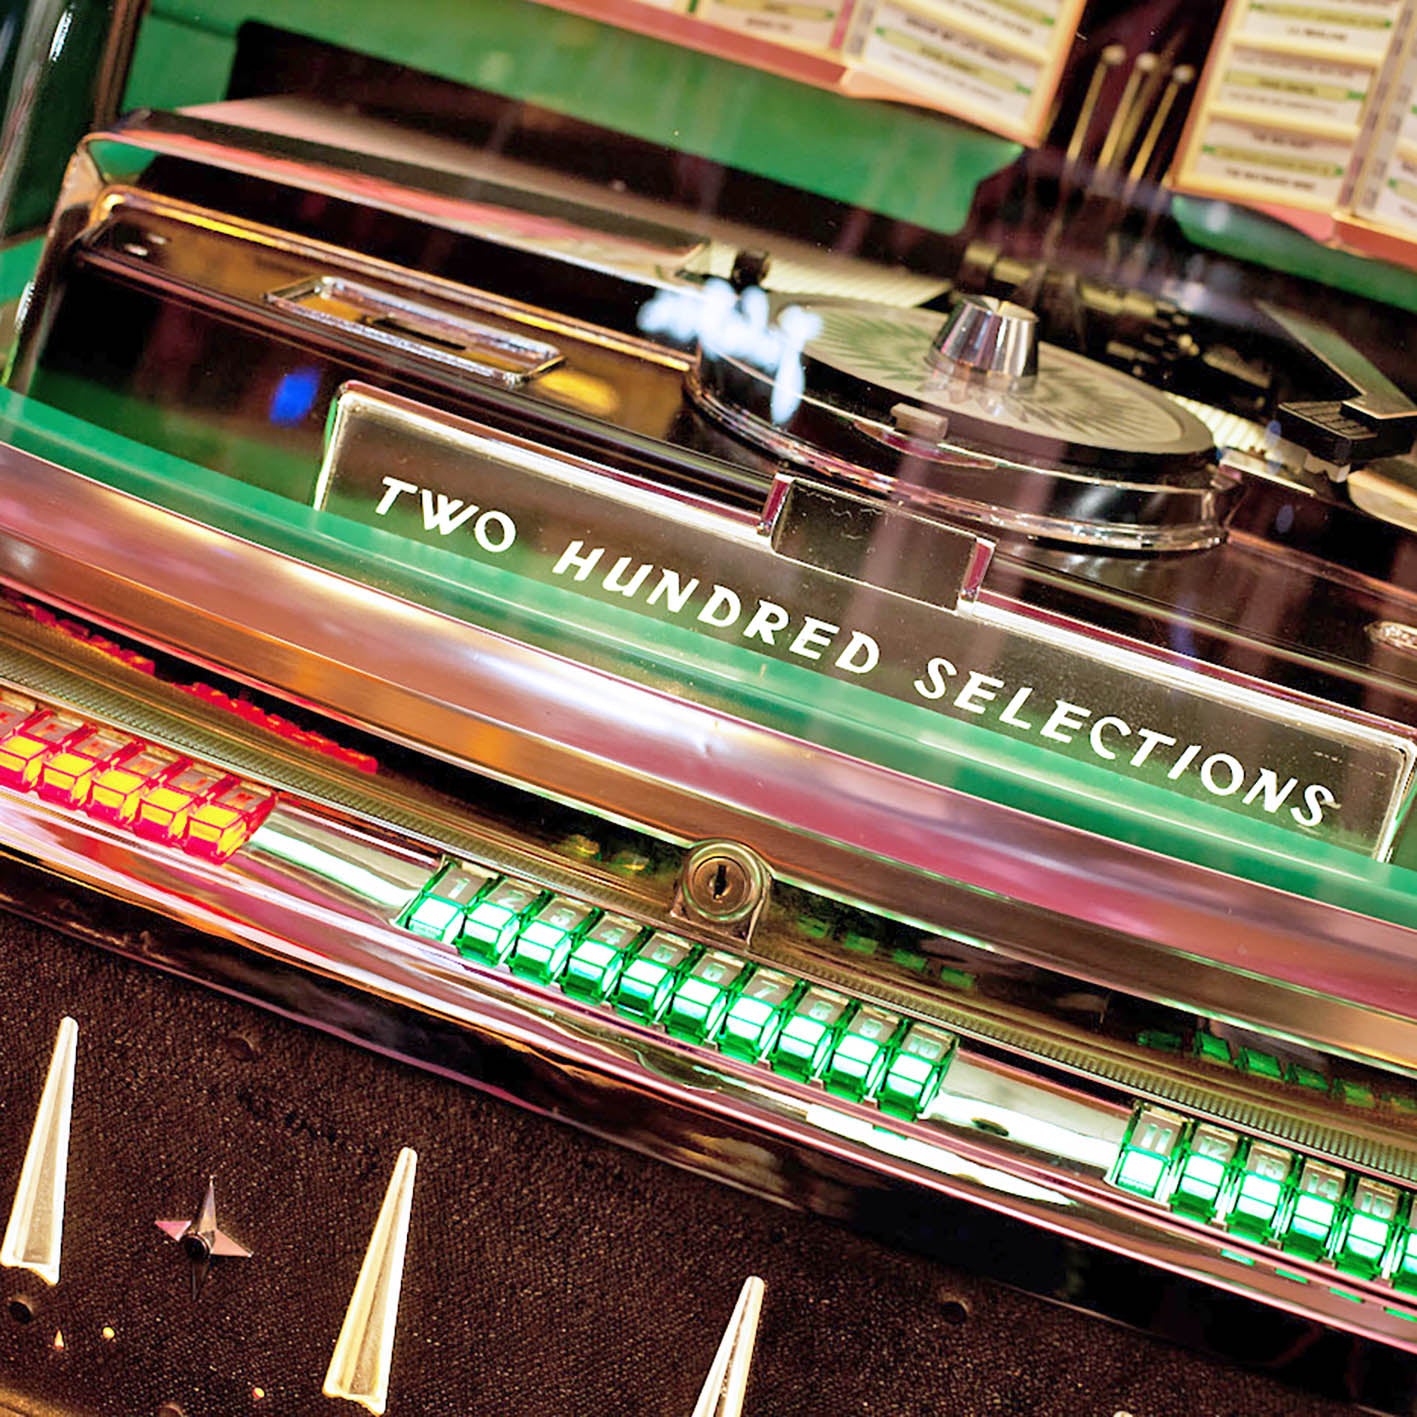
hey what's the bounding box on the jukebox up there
[0,0,1415,1411]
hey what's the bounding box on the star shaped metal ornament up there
[156,1177,251,1297]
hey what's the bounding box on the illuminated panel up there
[458,878,546,965]
[1335,1178,1402,1280]
[1280,1159,1346,1259]
[877,1024,956,1121]
[1221,1142,1295,1240]
[1109,1106,1187,1200]
[37,726,138,808]
[561,914,647,1003]
[403,863,496,943]
[823,1005,902,1103]
[1169,1124,1240,1221]
[87,746,184,825]
[718,967,800,1063]
[508,897,596,984]
[769,985,851,1082]
[665,949,749,1044]
[185,781,276,860]
[133,761,232,843]
[0,709,84,789]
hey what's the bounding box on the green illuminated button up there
[1281,1159,1346,1259]
[561,913,647,1003]
[1236,1047,1283,1081]
[438,864,498,908]
[1287,1064,1328,1092]
[508,896,596,983]
[1110,1106,1186,1199]
[1169,1123,1240,1220]
[1193,1033,1230,1065]
[614,934,697,1022]
[1137,1030,1183,1053]
[877,1023,955,1121]
[1222,1142,1295,1239]
[403,862,495,942]
[840,930,878,957]
[404,893,464,942]
[769,986,851,1081]
[823,1005,901,1102]
[1334,1079,1377,1109]
[719,968,800,1062]
[1336,1177,1401,1279]
[459,878,546,964]
[665,949,749,1044]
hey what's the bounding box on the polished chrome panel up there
[2,446,1417,1078]
[244,805,435,916]
[320,384,1414,858]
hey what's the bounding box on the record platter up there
[687,291,1228,548]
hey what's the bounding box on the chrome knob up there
[930,294,1038,384]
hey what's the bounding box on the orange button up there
[186,781,274,860]
[133,764,230,842]
[37,729,137,808]
[87,749,183,825]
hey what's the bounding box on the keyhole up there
[683,843,764,922]
[711,860,730,900]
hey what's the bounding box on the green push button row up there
[1110,1104,1417,1289]
[460,878,548,965]
[400,859,957,1121]
[509,897,598,984]
[718,967,799,1063]
[562,913,648,1002]
[823,1004,903,1103]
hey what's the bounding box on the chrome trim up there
[266,275,564,390]
[318,382,1414,858]
[0,446,1417,1074]
[89,0,146,132]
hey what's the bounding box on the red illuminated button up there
[184,781,275,860]
[133,762,233,842]
[38,727,139,808]
[87,746,184,825]
[0,710,86,789]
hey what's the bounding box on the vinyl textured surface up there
[0,913,1384,1416]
